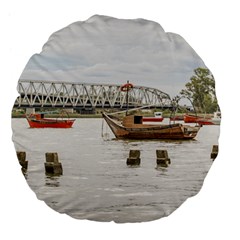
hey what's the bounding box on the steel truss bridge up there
[14,80,172,110]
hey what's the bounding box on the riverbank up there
[11,111,214,119]
[11,112,103,118]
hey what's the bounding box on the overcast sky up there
[20,15,207,97]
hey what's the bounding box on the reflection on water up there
[45,176,60,187]
[155,166,169,174]
[12,118,220,223]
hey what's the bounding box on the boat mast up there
[120,81,133,116]
[126,80,129,115]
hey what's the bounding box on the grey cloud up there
[20,15,207,97]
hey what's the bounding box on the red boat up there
[184,112,221,125]
[196,112,221,125]
[142,112,164,123]
[170,115,184,121]
[183,114,209,123]
[26,113,75,128]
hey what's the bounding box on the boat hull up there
[196,119,220,125]
[27,119,75,128]
[184,114,204,123]
[103,113,200,140]
[184,113,221,125]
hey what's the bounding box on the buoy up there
[120,82,133,92]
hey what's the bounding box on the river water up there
[11,118,220,223]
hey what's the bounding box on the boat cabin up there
[122,115,143,127]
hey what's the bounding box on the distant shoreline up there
[11,112,213,119]
[11,113,103,118]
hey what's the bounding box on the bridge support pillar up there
[127,150,141,166]
[211,145,218,160]
[44,152,63,175]
[156,150,171,167]
[16,151,28,172]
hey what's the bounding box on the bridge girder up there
[14,80,172,109]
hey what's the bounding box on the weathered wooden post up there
[16,151,28,171]
[45,152,63,175]
[211,145,218,160]
[126,150,141,166]
[156,150,171,167]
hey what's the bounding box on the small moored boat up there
[26,112,75,128]
[184,114,206,123]
[102,112,201,140]
[196,112,221,125]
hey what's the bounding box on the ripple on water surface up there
[12,118,219,222]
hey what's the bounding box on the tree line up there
[179,67,219,113]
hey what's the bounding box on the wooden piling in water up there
[211,145,218,160]
[126,150,141,166]
[16,151,28,171]
[45,152,63,175]
[156,150,171,167]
